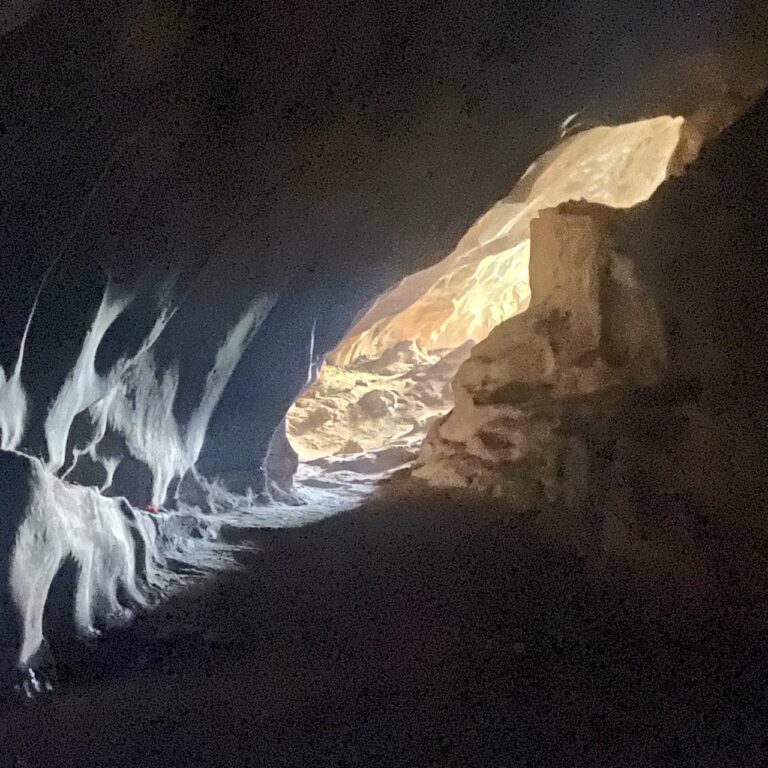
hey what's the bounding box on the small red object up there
[147,504,159,513]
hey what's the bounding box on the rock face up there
[3,2,762,496]
[288,116,689,463]
[329,115,683,368]
[288,340,471,460]
[414,92,768,554]
[264,419,299,496]
[412,202,665,504]
[608,90,768,522]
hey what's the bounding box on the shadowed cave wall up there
[411,92,768,580]
[2,0,765,498]
[0,0,766,701]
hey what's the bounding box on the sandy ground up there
[1,490,767,768]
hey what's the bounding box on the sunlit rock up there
[332,115,683,367]
[287,342,468,460]
[413,90,768,573]
[412,202,666,502]
[290,115,688,463]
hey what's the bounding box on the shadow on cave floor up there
[1,489,767,768]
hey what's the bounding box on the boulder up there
[413,202,666,504]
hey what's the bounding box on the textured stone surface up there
[410,92,768,571]
[289,116,689,465]
[413,202,665,505]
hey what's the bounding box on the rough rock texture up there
[264,418,299,496]
[414,92,768,560]
[1,2,766,499]
[412,202,665,505]
[608,92,768,522]
[288,115,690,465]
[288,61,766,474]
[330,115,686,367]
[288,340,471,460]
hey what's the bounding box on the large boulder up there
[413,202,665,504]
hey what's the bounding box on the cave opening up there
[2,3,768,764]
[286,114,688,489]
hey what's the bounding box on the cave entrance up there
[286,114,687,477]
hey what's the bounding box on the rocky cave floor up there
[1,490,767,768]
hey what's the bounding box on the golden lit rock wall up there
[330,115,683,366]
[411,202,666,497]
[288,116,684,460]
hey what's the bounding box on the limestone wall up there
[413,93,768,558]
[412,202,665,505]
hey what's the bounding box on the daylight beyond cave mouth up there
[287,114,687,467]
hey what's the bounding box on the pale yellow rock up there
[289,115,683,462]
[414,202,667,500]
